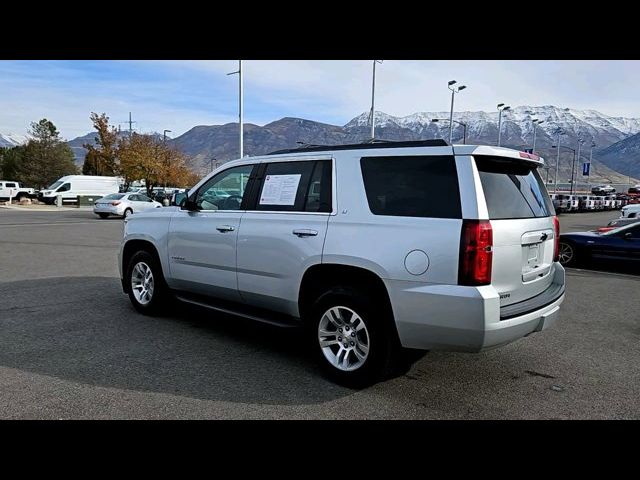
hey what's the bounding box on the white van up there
[38,175,120,205]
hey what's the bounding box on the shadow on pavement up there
[0,276,352,405]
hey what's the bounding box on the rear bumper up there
[386,263,566,352]
[94,205,125,215]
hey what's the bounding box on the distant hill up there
[597,132,640,181]
[64,106,640,183]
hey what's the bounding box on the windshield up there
[602,223,639,236]
[102,193,125,200]
[47,181,63,190]
[475,157,555,219]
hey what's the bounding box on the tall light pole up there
[497,103,511,147]
[553,144,577,194]
[532,119,544,153]
[162,130,172,188]
[554,128,564,193]
[588,141,595,188]
[431,118,467,144]
[576,138,584,194]
[369,60,383,141]
[227,60,243,158]
[447,80,466,144]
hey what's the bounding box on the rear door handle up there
[216,225,235,232]
[293,229,318,237]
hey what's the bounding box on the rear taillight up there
[111,201,121,206]
[458,220,493,286]
[553,215,560,262]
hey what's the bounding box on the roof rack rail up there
[267,139,449,155]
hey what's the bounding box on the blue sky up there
[1,60,640,140]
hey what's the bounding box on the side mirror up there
[181,198,199,211]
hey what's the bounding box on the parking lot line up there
[0,221,102,227]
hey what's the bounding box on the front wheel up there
[558,241,578,267]
[125,250,170,315]
[123,208,133,218]
[309,286,400,388]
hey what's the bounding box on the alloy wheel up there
[131,261,154,305]
[318,306,370,372]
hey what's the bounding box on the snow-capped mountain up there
[344,106,640,145]
[0,132,29,148]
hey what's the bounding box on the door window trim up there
[244,157,336,215]
[189,163,259,213]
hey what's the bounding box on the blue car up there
[559,223,640,269]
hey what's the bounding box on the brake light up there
[111,201,121,206]
[458,220,493,286]
[553,215,560,262]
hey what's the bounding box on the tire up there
[308,285,400,388]
[558,241,578,267]
[98,213,109,219]
[125,250,170,315]
[123,208,133,218]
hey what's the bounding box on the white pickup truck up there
[0,181,36,202]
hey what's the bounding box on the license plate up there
[527,244,539,264]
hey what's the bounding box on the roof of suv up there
[211,141,545,176]
[266,140,544,165]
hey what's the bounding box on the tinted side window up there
[360,155,461,219]
[304,160,332,213]
[5,183,16,188]
[58,183,71,192]
[256,161,315,212]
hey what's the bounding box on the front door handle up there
[293,229,318,237]
[216,225,235,232]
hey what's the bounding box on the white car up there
[94,192,162,219]
[621,204,640,218]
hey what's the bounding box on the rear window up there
[360,156,461,219]
[103,193,124,200]
[475,156,555,219]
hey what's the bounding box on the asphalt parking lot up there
[1,207,638,419]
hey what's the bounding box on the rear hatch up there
[475,156,557,307]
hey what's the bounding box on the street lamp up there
[587,141,596,188]
[369,60,383,141]
[553,128,564,192]
[497,103,511,147]
[432,118,468,144]
[447,80,466,144]
[552,144,577,194]
[531,119,544,153]
[227,60,244,158]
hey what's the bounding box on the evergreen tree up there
[0,146,26,180]
[18,119,78,189]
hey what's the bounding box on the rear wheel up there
[98,213,109,219]
[125,250,170,315]
[308,286,400,388]
[123,208,133,218]
[558,241,577,267]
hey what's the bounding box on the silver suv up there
[118,140,565,387]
